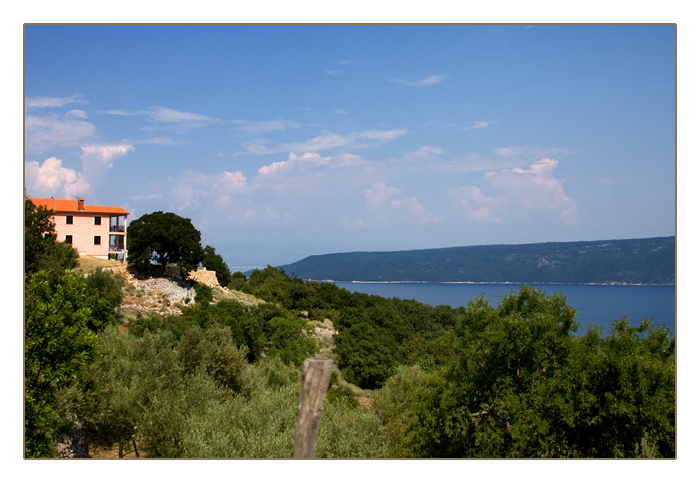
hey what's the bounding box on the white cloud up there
[258,160,288,176]
[80,144,135,169]
[24,157,91,198]
[447,185,502,223]
[365,181,439,224]
[170,169,249,214]
[233,119,301,134]
[464,120,497,130]
[105,106,223,129]
[390,196,441,223]
[449,158,577,224]
[24,111,97,154]
[394,146,446,164]
[365,181,402,207]
[244,129,407,155]
[258,152,332,177]
[25,94,85,111]
[494,145,574,159]
[131,137,185,145]
[389,74,448,87]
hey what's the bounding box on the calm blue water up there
[334,282,676,337]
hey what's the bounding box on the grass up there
[73,255,126,275]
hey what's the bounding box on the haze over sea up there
[334,282,676,337]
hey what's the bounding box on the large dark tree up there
[127,211,204,273]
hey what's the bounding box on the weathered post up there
[293,357,334,458]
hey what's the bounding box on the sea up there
[333,282,676,337]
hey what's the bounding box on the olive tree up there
[127,211,204,273]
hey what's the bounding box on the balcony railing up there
[109,244,125,253]
[110,224,126,233]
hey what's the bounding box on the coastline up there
[321,280,675,287]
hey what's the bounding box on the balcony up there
[109,244,126,253]
[110,224,126,233]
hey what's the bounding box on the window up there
[94,236,101,245]
[94,216,102,225]
[66,215,73,225]
[65,235,73,244]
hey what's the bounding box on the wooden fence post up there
[293,357,334,458]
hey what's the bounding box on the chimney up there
[78,197,84,211]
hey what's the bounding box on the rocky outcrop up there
[188,266,220,288]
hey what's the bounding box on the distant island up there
[278,237,675,285]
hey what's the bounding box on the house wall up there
[54,212,112,258]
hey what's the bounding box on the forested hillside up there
[279,237,675,284]
[25,199,675,459]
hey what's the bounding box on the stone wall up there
[188,266,220,288]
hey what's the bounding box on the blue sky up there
[23,24,676,268]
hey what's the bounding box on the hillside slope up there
[279,237,675,285]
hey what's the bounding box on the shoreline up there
[322,280,675,287]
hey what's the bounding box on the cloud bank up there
[449,158,577,224]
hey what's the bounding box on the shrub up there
[194,282,213,304]
[179,325,250,396]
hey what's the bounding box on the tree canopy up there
[127,211,204,273]
[202,245,233,287]
[24,197,78,275]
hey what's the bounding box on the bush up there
[84,268,126,330]
[194,282,213,304]
[25,270,99,457]
[179,325,250,396]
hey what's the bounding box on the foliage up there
[126,211,204,273]
[194,282,213,305]
[32,236,673,458]
[372,364,436,457]
[335,319,397,389]
[262,315,319,367]
[83,268,126,331]
[202,245,233,287]
[230,271,247,291]
[315,393,389,458]
[375,286,675,458]
[180,358,300,458]
[63,326,238,458]
[24,270,100,457]
[24,197,78,275]
[62,327,378,458]
[179,325,250,396]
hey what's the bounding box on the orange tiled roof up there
[29,198,129,215]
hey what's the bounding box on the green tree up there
[202,245,233,287]
[179,325,250,395]
[335,316,397,389]
[126,211,204,273]
[385,286,675,458]
[25,270,99,457]
[24,197,78,275]
[230,271,247,291]
[83,268,126,331]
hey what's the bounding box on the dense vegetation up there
[279,237,675,284]
[24,201,675,458]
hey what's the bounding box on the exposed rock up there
[188,266,220,288]
[57,421,90,458]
